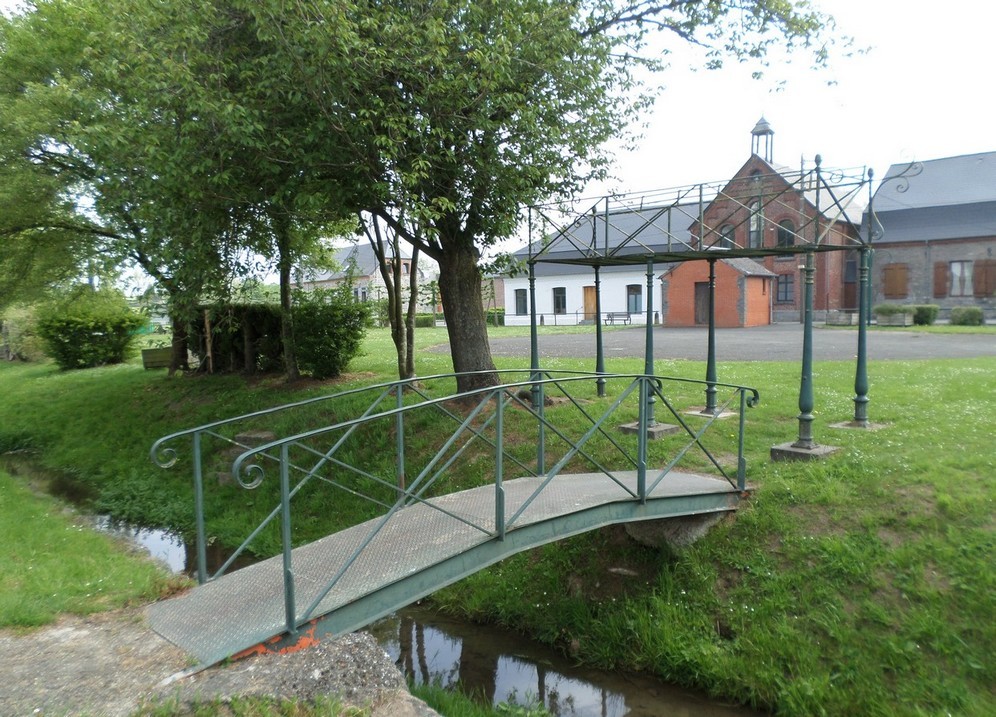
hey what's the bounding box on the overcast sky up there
[3,0,992,194]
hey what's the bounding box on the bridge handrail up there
[152,370,759,621]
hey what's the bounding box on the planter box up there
[827,311,860,326]
[874,313,913,327]
[141,347,173,369]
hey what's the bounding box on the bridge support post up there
[495,389,506,540]
[704,258,718,415]
[280,444,297,636]
[193,431,207,585]
[594,265,606,398]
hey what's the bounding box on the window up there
[514,289,528,315]
[720,224,735,249]
[553,287,566,315]
[949,260,973,297]
[776,274,794,303]
[626,284,642,314]
[777,220,795,249]
[749,201,763,248]
[883,263,909,299]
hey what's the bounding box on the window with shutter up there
[949,261,973,297]
[883,264,908,299]
[933,262,949,298]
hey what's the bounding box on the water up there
[2,454,761,716]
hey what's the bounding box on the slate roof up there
[659,257,775,278]
[302,242,413,282]
[866,151,996,243]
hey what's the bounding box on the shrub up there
[0,305,47,361]
[949,306,985,326]
[486,308,506,326]
[415,314,436,328]
[872,303,914,317]
[912,304,939,325]
[187,303,283,373]
[294,289,369,379]
[35,286,146,370]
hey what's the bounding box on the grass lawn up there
[0,324,992,715]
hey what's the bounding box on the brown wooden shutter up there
[884,264,909,299]
[974,259,996,298]
[933,262,949,298]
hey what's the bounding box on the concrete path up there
[484,324,996,362]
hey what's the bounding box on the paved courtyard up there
[483,324,996,362]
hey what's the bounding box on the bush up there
[294,289,369,379]
[486,308,506,326]
[0,305,47,361]
[415,313,436,328]
[35,286,146,370]
[872,303,914,317]
[187,303,283,373]
[912,304,940,325]
[949,306,985,326]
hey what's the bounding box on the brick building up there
[504,119,865,326]
[866,152,996,319]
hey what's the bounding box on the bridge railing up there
[152,369,758,634]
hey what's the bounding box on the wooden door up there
[583,285,597,321]
[694,282,710,325]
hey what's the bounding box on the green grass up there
[1,327,993,715]
[0,467,186,628]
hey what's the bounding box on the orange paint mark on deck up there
[230,620,321,661]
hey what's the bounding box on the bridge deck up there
[147,470,741,666]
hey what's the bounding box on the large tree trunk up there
[275,218,300,382]
[167,309,190,377]
[437,244,499,393]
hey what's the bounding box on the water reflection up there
[372,605,760,717]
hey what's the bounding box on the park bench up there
[604,312,631,325]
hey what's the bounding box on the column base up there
[770,441,840,462]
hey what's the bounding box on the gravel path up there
[0,607,437,717]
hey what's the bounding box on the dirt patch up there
[0,607,437,717]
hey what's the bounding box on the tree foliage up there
[1,0,843,386]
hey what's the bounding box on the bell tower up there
[751,117,774,162]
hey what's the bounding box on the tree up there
[249,0,841,392]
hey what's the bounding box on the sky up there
[2,1,993,196]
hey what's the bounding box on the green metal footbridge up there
[148,370,758,667]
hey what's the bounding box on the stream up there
[3,455,762,716]
[100,522,761,716]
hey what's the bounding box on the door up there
[583,285,597,321]
[694,282,710,325]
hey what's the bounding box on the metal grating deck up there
[147,470,740,666]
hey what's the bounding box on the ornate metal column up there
[644,258,656,426]
[704,258,718,414]
[793,249,817,449]
[594,265,606,397]
[853,168,874,426]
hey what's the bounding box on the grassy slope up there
[0,467,184,627]
[0,327,993,715]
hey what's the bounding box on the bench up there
[604,312,631,325]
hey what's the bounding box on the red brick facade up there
[682,155,860,322]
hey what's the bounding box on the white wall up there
[503,269,663,326]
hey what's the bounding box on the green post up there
[794,251,817,448]
[705,258,718,414]
[594,265,606,397]
[280,443,297,636]
[853,168,874,425]
[395,383,406,497]
[193,431,207,585]
[644,259,656,427]
[528,261,545,472]
[495,389,505,540]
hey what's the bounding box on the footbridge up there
[148,370,758,666]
